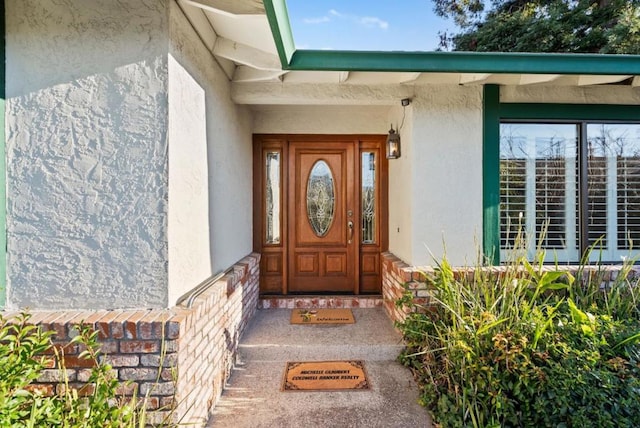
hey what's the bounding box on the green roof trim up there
[263,0,296,68]
[268,1,640,75]
[0,0,6,308]
[289,50,640,75]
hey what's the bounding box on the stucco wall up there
[168,2,253,305]
[5,0,170,309]
[501,85,640,104]
[409,85,484,266]
[387,104,413,263]
[252,105,391,134]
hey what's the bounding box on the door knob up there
[347,221,354,244]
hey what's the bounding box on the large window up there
[500,122,640,262]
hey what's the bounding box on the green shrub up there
[0,313,173,427]
[396,250,640,428]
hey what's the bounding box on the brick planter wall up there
[1,253,260,427]
[382,252,640,326]
[381,252,430,324]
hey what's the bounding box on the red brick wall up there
[381,252,431,324]
[1,253,260,426]
[382,252,640,325]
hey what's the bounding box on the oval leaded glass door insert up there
[306,160,335,237]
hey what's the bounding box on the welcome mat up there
[282,360,370,391]
[290,308,355,324]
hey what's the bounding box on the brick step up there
[258,295,384,309]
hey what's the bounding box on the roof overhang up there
[177,0,640,105]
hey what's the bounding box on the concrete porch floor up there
[206,308,432,428]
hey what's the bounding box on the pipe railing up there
[175,267,234,309]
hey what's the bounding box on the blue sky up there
[285,0,456,51]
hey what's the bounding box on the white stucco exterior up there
[167,2,253,306]
[4,0,254,310]
[387,103,414,264]
[409,86,484,266]
[501,85,640,104]
[252,105,391,134]
[5,0,170,309]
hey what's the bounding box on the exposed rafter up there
[176,0,236,80]
[233,66,285,82]
[181,0,264,15]
[577,75,632,86]
[213,37,281,71]
[519,74,561,85]
[459,74,491,85]
[399,73,421,84]
[282,71,350,83]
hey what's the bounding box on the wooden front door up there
[288,142,357,293]
[253,135,387,295]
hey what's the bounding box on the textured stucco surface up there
[409,85,484,266]
[252,105,390,134]
[6,0,170,309]
[501,85,640,104]
[167,6,211,306]
[387,103,414,264]
[168,2,253,305]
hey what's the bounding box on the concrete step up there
[237,308,405,362]
[208,360,431,428]
[208,307,433,428]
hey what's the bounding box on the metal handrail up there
[175,267,234,309]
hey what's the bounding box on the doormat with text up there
[282,360,370,391]
[290,308,355,324]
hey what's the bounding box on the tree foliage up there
[434,0,640,53]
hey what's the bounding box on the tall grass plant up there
[397,245,640,427]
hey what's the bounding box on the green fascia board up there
[483,85,501,266]
[289,50,640,75]
[263,0,296,68]
[501,103,640,121]
[268,1,640,75]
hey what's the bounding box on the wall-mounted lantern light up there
[386,125,401,159]
[386,98,411,160]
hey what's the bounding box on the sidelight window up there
[362,152,376,244]
[265,151,281,244]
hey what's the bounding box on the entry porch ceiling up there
[177,0,640,105]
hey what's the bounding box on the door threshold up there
[258,295,384,309]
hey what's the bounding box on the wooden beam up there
[578,75,631,86]
[459,74,491,84]
[213,37,281,70]
[233,66,285,82]
[399,73,421,84]
[181,0,264,15]
[518,74,561,85]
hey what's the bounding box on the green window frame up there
[483,85,640,265]
[0,3,6,308]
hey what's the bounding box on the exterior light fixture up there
[386,125,401,159]
[386,98,410,160]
